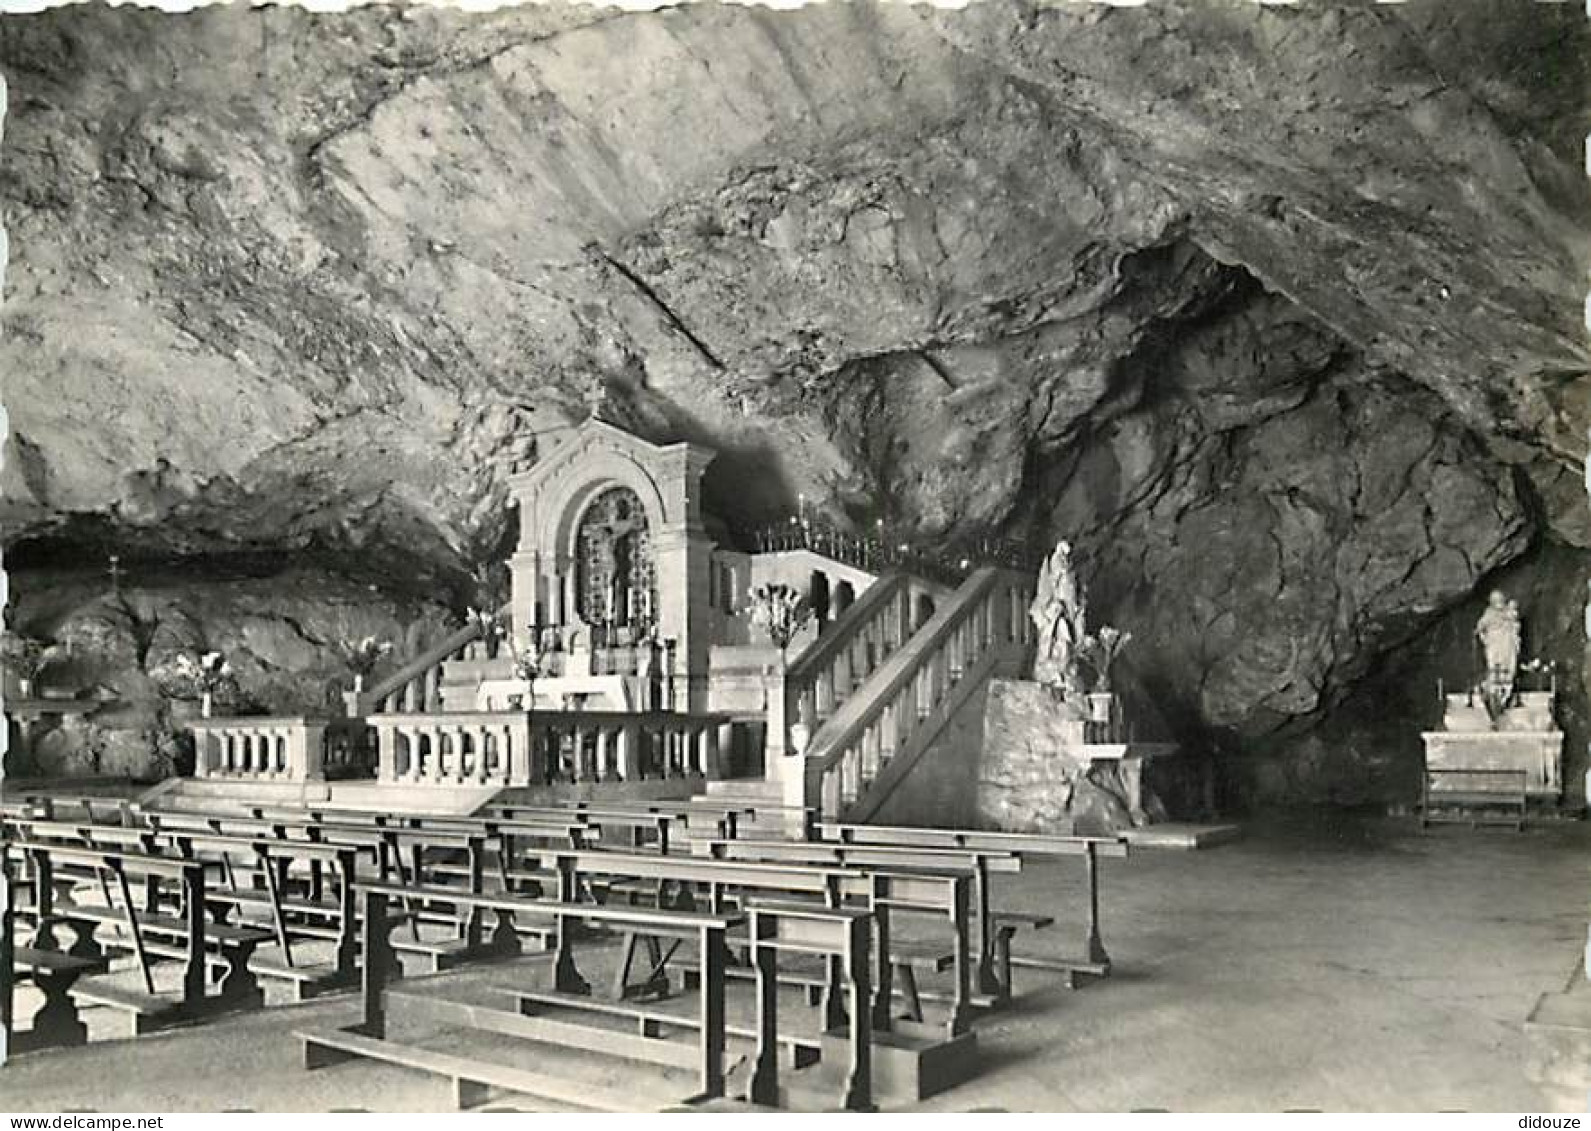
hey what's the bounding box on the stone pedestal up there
[977,680,1175,835]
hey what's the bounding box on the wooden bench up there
[5,839,270,1035]
[17,795,136,828]
[298,884,739,1109]
[816,821,1128,995]
[521,846,974,1039]
[1422,767,1528,831]
[143,809,538,973]
[489,803,686,852]
[693,839,988,1032]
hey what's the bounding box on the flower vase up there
[1086,691,1115,726]
[17,677,32,699]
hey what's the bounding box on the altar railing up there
[191,716,371,783]
[369,709,732,788]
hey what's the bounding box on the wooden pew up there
[298,883,740,1111]
[5,839,270,1036]
[17,795,136,828]
[815,822,1129,994]
[487,799,754,843]
[490,803,684,853]
[748,902,874,1112]
[695,838,993,1032]
[1,850,106,1065]
[256,805,595,892]
[517,847,973,1040]
[142,811,519,974]
[95,823,364,1001]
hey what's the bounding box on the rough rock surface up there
[977,680,1169,835]
[1,1,1587,800]
[4,565,452,779]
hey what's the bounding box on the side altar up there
[1421,590,1565,817]
[977,541,1180,835]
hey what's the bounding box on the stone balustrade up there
[804,568,1034,818]
[368,709,732,788]
[783,572,947,748]
[190,716,359,783]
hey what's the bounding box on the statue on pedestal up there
[1030,540,1088,704]
[1475,589,1521,721]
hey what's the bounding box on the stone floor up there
[2,811,1586,1112]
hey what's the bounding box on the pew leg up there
[26,970,89,1048]
[994,927,1016,1000]
[489,909,520,956]
[613,933,671,1001]
[749,943,780,1108]
[67,922,105,966]
[453,1076,491,1110]
[1082,847,1111,971]
[551,926,591,997]
[895,965,924,1023]
[216,943,265,1009]
[821,955,847,1032]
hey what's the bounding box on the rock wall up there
[4,563,453,780]
[2,2,1587,803]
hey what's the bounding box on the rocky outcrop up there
[4,565,453,780]
[1,1,1586,802]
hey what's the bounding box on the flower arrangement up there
[151,650,237,717]
[1079,625,1132,694]
[506,629,543,684]
[747,583,813,665]
[339,635,393,690]
[2,633,50,691]
[466,605,507,647]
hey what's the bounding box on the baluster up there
[594,727,609,783]
[817,669,835,723]
[617,723,637,782]
[414,729,430,784]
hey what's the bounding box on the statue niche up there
[575,485,657,642]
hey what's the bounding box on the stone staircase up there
[688,566,1036,832]
[800,567,1034,823]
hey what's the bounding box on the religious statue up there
[1030,540,1088,702]
[1475,589,1521,720]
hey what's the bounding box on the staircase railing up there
[802,567,1034,820]
[784,572,948,736]
[353,609,510,717]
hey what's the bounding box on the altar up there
[1420,590,1565,816]
[1422,691,1563,799]
[476,674,640,713]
